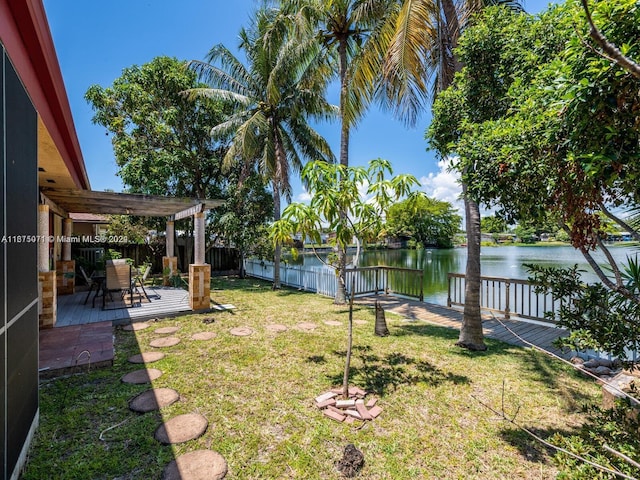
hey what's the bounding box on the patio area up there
[56,286,192,327]
[39,286,194,378]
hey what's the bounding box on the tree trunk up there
[272,187,282,290]
[342,275,356,399]
[335,38,350,305]
[456,191,486,351]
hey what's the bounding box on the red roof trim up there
[1,0,90,190]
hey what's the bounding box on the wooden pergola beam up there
[40,188,222,217]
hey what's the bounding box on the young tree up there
[385,195,461,248]
[187,7,335,290]
[208,172,274,278]
[271,158,420,397]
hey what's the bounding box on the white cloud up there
[420,160,464,214]
[296,188,312,203]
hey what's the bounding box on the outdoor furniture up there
[80,266,97,305]
[131,265,151,302]
[104,260,134,309]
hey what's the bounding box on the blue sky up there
[43,0,556,212]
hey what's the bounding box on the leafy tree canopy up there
[428,1,640,250]
[385,195,461,248]
[85,56,230,200]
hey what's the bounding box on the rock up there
[570,356,585,365]
[335,444,365,478]
[595,366,613,376]
[583,359,601,368]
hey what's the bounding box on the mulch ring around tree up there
[162,450,228,480]
[155,413,208,444]
[149,337,181,348]
[122,322,150,331]
[128,352,165,364]
[154,326,180,335]
[191,331,217,341]
[121,368,163,384]
[229,327,254,337]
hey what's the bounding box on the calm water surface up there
[287,245,638,304]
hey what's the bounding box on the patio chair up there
[104,260,134,308]
[131,265,152,302]
[80,266,97,305]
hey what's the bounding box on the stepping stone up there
[155,413,208,444]
[129,388,180,413]
[150,337,181,348]
[128,352,165,364]
[324,320,342,326]
[229,327,254,337]
[121,368,163,384]
[191,331,217,341]
[162,450,228,480]
[295,322,318,331]
[123,322,150,331]
[265,324,287,333]
[154,326,180,335]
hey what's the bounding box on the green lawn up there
[23,277,601,479]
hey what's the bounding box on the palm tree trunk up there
[273,188,282,290]
[335,37,350,305]
[456,189,486,351]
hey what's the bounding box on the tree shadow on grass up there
[497,425,580,466]
[517,349,596,411]
[328,345,469,396]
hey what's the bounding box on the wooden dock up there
[356,294,570,358]
[56,286,192,327]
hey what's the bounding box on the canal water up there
[285,245,638,305]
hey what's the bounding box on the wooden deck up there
[356,294,570,359]
[56,286,192,327]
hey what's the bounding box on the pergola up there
[38,187,223,326]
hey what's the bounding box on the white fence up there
[245,259,340,297]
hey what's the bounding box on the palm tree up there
[188,7,336,289]
[280,0,396,303]
[353,0,522,350]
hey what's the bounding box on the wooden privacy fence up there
[244,259,424,301]
[447,273,561,323]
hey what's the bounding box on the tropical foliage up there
[385,195,461,248]
[187,7,335,288]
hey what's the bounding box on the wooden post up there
[166,220,174,258]
[38,204,49,272]
[62,218,73,260]
[193,212,205,265]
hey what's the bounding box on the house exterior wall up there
[0,47,39,480]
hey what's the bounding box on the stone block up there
[38,271,57,329]
[56,260,75,295]
[323,409,345,422]
[189,264,211,311]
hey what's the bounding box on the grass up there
[23,277,601,479]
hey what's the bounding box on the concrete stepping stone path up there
[121,368,163,384]
[128,352,165,364]
[162,450,228,480]
[155,413,208,444]
[229,327,254,337]
[129,388,180,413]
[295,322,318,331]
[154,326,180,335]
[122,322,150,331]
[323,320,342,326]
[191,331,217,341]
[265,324,287,333]
[150,337,181,348]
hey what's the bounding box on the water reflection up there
[284,245,637,304]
